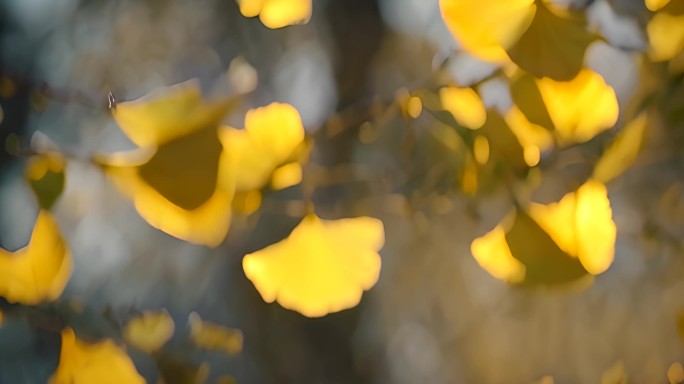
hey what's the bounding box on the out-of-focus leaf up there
[439,86,487,130]
[188,313,243,356]
[593,113,648,183]
[237,0,312,29]
[647,0,671,12]
[668,362,684,384]
[471,180,616,285]
[439,0,536,61]
[123,310,175,353]
[510,73,556,129]
[155,354,209,384]
[271,162,303,190]
[220,102,306,192]
[535,69,619,144]
[647,2,684,62]
[479,110,529,174]
[111,79,235,148]
[242,214,384,317]
[528,180,616,275]
[471,219,526,283]
[507,4,596,81]
[504,106,554,167]
[600,360,628,384]
[49,328,144,384]
[25,153,66,210]
[0,211,72,305]
[506,210,588,285]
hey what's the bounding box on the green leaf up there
[507,4,596,81]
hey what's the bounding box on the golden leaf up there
[528,180,616,275]
[242,214,384,317]
[123,310,175,353]
[535,69,619,144]
[439,0,536,61]
[0,211,72,305]
[471,222,526,284]
[593,113,648,183]
[220,102,306,192]
[439,86,487,130]
[188,312,243,356]
[49,328,145,384]
[237,0,312,29]
[647,0,672,12]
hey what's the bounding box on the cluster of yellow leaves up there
[123,310,175,353]
[440,0,596,80]
[0,211,72,304]
[98,80,306,247]
[237,0,311,29]
[471,180,616,285]
[97,80,386,317]
[243,214,384,317]
[50,328,144,384]
[647,0,684,62]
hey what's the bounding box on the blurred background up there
[1,0,684,383]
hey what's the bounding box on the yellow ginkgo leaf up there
[50,328,145,384]
[188,312,243,355]
[528,180,616,275]
[439,86,487,130]
[593,113,648,183]
[439,0,536,61]
[123,310,175,353]
[237,0,312,29]
[220,102,306,192]
[112,79,236,148]
[0,211,71,305]
[95,126,235,247]
[243,214,384,317]
[646,0,671,12]
[535,69,619,144]
[471,221,526,283]
[647,4,684,62]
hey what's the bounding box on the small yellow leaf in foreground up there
[50,328,144,384]
[243,214,384,317]
[0,211,72,305]
[593,113,648,183]
[188,312,243,355]
[220,102,306,192]
[439,86,487,130]
[237,0,312,29]
[536,69,619,144]
[124,310,175,353]
[505,106,553,167]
